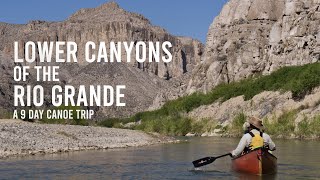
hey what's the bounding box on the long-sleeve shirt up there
[231,129,276,157]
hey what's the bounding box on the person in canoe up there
[231,117,276,157]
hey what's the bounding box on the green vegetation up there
[6,63,319,138]
[296,115,320,138]
[309,116,320,137]
[98,116,220,136]
[217,111,320,139]
[190,118,219,135]
[263,111,320,138]
[0,109,12,119]
[135,116,192,136]
[99,63,320,137]
[296,117,311,138]
[41,106,88,126]
[264,111,297,136]
[98,118,132,128]
[227,113,247,136]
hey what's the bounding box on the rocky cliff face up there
[0,2,203,118]
[0,51,15,112]
[187,0,320,93]
[0,2,203,79]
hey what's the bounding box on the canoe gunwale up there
[231,147,277,160]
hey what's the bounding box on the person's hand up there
[229,151,234,157]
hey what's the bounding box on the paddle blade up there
[192,157,215,168]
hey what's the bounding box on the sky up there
[0,0,228,43]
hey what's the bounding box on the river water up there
[0,137,319,180]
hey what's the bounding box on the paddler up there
[231,117,276,157]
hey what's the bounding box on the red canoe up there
[232,148,277,175]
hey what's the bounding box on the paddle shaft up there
[192,153,232,167]
[215,153,232,159]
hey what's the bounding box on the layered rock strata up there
[187,0,320,93]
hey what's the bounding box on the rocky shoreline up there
[0,119,171,159]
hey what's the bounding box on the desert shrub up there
[135,116,192,136]
[309,116,320,137]
[296,117,312,138]
[225,112,247,137]
[190,118,218,134]
[297,115,320,138]
[264,111,296,136]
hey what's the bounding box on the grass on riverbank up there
[263,111,320,138]
[98,116,218,136]
[99,63,320,136]
[226,113,247,137]
[297,116,320,138]
[263,111,297,136]
[221,111,320,139]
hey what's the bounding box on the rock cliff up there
[1,0,319,121]
[0,2,203,118]
[0,2,203,79]
[187,0,320,93]
[181,0,320,137]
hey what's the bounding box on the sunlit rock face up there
[187,0,320,94]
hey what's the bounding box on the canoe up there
[231,148,277,175]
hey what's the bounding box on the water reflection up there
[0,137,319,179]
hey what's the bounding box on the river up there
[0,137,319,179]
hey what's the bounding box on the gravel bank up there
[0,119,166,158]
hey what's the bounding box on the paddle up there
[192,153,232,168]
